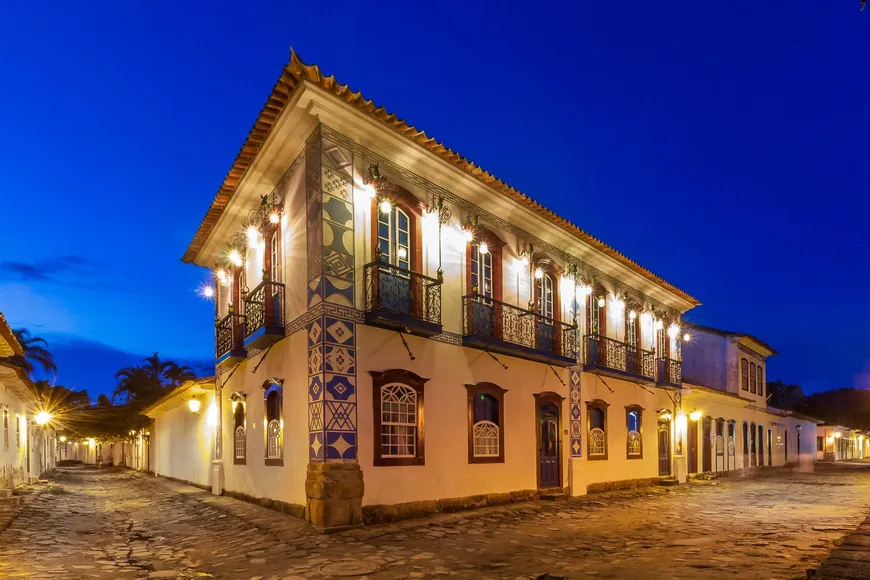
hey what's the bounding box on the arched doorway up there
[658,417,671,476]
[535,392,563,489]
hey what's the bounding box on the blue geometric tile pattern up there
[570,368,582,457]
[307,128,358,462]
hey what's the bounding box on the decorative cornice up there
[183,50,699,313]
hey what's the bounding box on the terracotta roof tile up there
[183,50,700,307]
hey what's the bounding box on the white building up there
[177,51,821,531]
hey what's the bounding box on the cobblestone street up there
[3,464,870,579]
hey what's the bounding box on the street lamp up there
[34,411,51,426]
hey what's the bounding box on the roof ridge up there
[184,49,700,307]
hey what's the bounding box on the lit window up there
[626,406,643,458]
[378,205,411,270]
[587,401,608,459]
[270,231,281,283]
[466,383,506,463]
[470,243,493,299]
[232,394,246,464]
[371,369,428,466]
[587,294,601,336]
[2,408,7,449]
[537,274,554,320]
[263,380,283,465]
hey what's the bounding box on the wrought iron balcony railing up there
[215,312,246,364]
[244,281,285,348]
[364,261,442,336]
[461,294,578,366]
[583,334,655,381]
[657,357,682,387]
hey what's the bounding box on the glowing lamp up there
[228,249,243,267]
[834,432,842,438]
[683,332,691,342]
[379,199,392,214]
[397,247,408,260]
[206,403,219,427]
[534,267,544,279]
[187,399,201,414]
[88,438,96,448]
[478,242,489,255]
[269,212,280,225]
[202,285,215,299]
[667,324,679,339]
[629,310,637,320]
[689,410,703,422]
[520,256,529,267]
[34,411,51,426]
[597,297,606,308]
[59,436,67,443]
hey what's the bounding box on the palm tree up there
[2,328,57,377]
[163,362,197,387]
[142,352,173,383]
[113,366,159,403]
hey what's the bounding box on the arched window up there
[587,400,609,460]
[263,380,283,465]
[750,422,757,466]
[371,369,428,466]
[742,421,749,457]
[626,405,643,459]
[727,421,736,458]
[757,423,764,466]
[466,383,507,463]
[231,393,246,465]
[741,359,749,391]
[756,366,764,399]
[749,362,757,394]
[467,227,503,300]
[2,408,8,449]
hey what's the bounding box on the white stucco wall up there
[0,386,28,488]
[151,393,215,488]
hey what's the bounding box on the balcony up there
[364,261,442,337]
[243,281,285,349]
[216,312,247,368]
[583,334,655,382]
[657,357,682,389]
[461,294,578,367]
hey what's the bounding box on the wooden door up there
[785,430,789,462]
[702,417,713,472]
[767,429,772,466]
[658,419,671,476]
[687,419,698,474]
[537,401,561,488]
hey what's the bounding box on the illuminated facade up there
[182,51,826,530]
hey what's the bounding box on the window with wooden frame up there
[587,292,602,336]
[2,408,7,449]
[741,358,749,391]
[727,421,736,457]
[656,323,669,360]
[625,405,643,459]
[587,399,609,460]
[372,186,422,271]
[757,423,764,465]
[756,366,764,398]
[231,393,246,465]
[465,382,506,463]
[625,307,640,349]
[749,362,757,394]
[263,380,283,466]
[466,228,504,301]
[371,369,428,466]
[742,421,749,455]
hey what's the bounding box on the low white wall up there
[152,393,214,487]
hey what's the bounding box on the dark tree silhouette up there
[1,328,57,377]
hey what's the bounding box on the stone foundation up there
[586,477,664,493]
[362,487,567,525]
[305,462,364,532]
[222,488,306,519]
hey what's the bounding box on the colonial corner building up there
[156,51,844,531]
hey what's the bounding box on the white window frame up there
[266,420,281,460]
[472,420,500,458]
[378,206,410,270]
[234,425,246,460]
[380,383,418,458]
[471,243,493,298]
[589,428,606,456]
[537,274,554,320]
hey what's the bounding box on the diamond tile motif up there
[324,317,354,346]
[308,346,323,375]
[325,401,356,431]
[309,401,324,431]
[322,143,351,170]
[572,440,582,456]
[308,375,323,401]
[309,432,324,460]
[325,374,355,401]
[325,346,355,374]
[326,431,356,460]
[308,320,323,347]
[324,248,354,279]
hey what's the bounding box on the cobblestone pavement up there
[2,463,870,579]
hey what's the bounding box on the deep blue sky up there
[0,1,867,397]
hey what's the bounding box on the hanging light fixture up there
[629,310,637,320]
[379,199,393,214]
[534,267,544,279]
[228,249,243,267]
[269,211,280,225]
[683,332,691,342]
[478,242,489,255]
[597,297,606,308]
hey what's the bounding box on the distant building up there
[0,311,56,494]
